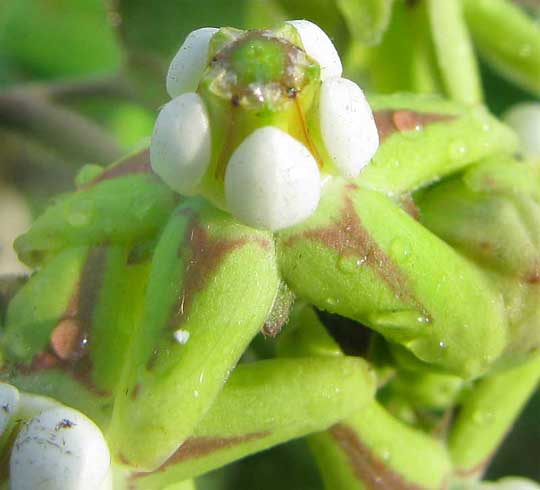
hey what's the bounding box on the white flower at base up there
[167,27,218,98]
[503,103,540,157]
[287,20,342,80]
[150,93,211,195]
[0,383,19,436]
[10,406,110,490]
[225,127,321,231]
[319,77,379,179]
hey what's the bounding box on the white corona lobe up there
[225,127,321,231]
[10,406,110,490]
[319,77,379,178]
[287,20,342,80]
[167,27,218,97]
[150,92,211,195]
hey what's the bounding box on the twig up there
[0,92,122,164]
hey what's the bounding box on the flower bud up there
[10,406,110,490]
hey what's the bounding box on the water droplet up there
[326,297,340,307]
[199,371,205,384]
[472,410,494,425]
[392,159,401,168]
[193,390,200,398]
[380,448,391,461]
[133,197,154,220]
[67,200,94,227]
[337,255,367,274]
[438,340,447,350]
[449,141,469,162]
[390,237,411,264]
[368,310,426,331]
[416,315,431,325]
[519,44,532,58]
[173,329,190,345]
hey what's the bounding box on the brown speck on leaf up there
[374,110,455,144]
[130,383,142,401]
[526,265,540,284]
[16,247,111,397]
[330,424,427,489]
[50,319,87,361]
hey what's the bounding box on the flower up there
[150,20,379,231]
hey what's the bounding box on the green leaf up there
[0,0,121,79]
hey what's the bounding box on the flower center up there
[200,30,320,110]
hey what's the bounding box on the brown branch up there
[6,75,135,104]
[0,92,122,164]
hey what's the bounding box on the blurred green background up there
[0,0,538,487]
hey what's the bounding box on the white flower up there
[504,103,540,157]
[318,77,379,178]
[287,20,342,80]
[10,406,110,490]
[152,23,379,230]
[150,92,212,195]
[166,27,218,97]
[225,127,321,231]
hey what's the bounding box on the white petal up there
[287,20,342,80]
[10,407,110,490]
[166,27,218,97]
[319,77,379,178]
[150,93,211,195]
[503,103,540,157]
[18,392,62,419]
[225,127,320,231]
[0,383,19,437]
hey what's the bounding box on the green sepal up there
[14,151,176,267]
[277,303,452,489]
[109,199,280,470]
[417,156,540,358]
[449,355,540,481]
[1,244,150,427]
[361,93,518,195]
[417,155,540,280]
[130,356,375,487]
[277,179,507,378]
[310,402,452,490]
[2,247,88,363]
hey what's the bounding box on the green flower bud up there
[417,156,540,357]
